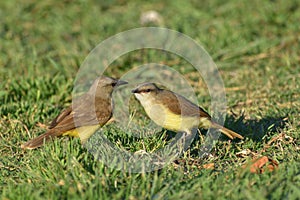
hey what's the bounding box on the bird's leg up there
[172,129,196,154]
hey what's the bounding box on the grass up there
[1,0,300,199]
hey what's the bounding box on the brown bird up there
[132,83,243,139]
[21,76,128,149]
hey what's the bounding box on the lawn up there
[1,0,299,199]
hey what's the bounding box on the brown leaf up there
[202,163,215,170]
[242,156,278,174]
[250,156,268,173]
[266,158,279,172]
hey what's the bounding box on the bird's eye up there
[145,89,151,92]
[111,82,117,87]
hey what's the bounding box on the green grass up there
[1,0,300,199]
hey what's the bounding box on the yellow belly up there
[163,110,197,131]
[62,125,100,143]
[145,104,209,132]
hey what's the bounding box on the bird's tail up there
[211,122,244,140]
[21,130,60,150]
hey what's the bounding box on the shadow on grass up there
[225,114,289,141]
[164,114,288,143]
[162,114,289,161]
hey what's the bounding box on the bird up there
[131,82,243,140]
[21,76,128,149]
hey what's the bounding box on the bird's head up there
[89,76,128,97]
[131,82,161,102]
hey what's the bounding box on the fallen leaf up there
[250,156,268,173]
[202,163,215,170]
[242,156,278,174]
[266,158,279,172]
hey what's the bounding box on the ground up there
[0,0,299,199]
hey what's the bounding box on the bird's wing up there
[49,107,73,129]
[72,96,112,127]
[48,94,112,133]
[159,90,211,119]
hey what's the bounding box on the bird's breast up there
[142,102,199,132]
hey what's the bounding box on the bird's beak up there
[116,80,128,87]
[131,88,138,93]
